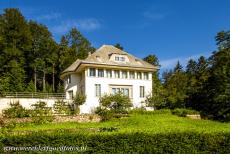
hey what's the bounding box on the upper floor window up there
[129,71,135,79]
[144,72,149,80]
[89,68,96,77]
[137,72,142,79]
[67,75,71,84]
[114,70,120,78]
[98,69,104,77]
[122,71,128,78]
[106,70,112,78]
[115,56,125,62]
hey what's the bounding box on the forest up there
[0,8,229,121]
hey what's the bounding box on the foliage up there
[70,92,86,114]
[1,131,230,153]
[0,9,95,93]
[2,102,30,118]
[53,100,71,115]
[95,107,115,121]
[171,108,200,117]
[162,62,188,109]
[31,101,53,124]
[99,93,132,110]
[96,93,131,121]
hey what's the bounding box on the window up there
[111,86,131,97]
[144,72,149,80]
[115,56,125,62]
[115,56,119,61]
[122,71,127,78]
[129,71,135,79]
[68,90,73,99]
[98,69,104,77]
[89,68,96,77]
[120,57,125,61]
[140,86,145,98]
[67,75,71,84]
[114,70,120,78]
[95,84,101,97]
[106,70,112,78]
[137,72,142,79]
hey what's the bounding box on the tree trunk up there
[52,64,55,92]
[43,70,46,92]
[34,67,37,93]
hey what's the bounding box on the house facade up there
[61,45,157,113]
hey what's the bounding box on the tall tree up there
[143,54,166,109]
[0,8,32,92]
[114,43,124,50]
[163,62,188,109]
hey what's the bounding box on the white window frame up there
[95,84,101,97]
[89,68,96,77]
[98,69,104,77]
[140,86,145,98]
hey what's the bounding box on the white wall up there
[80,68,152,113]
[64,73,82,99]
[0,98,72,114]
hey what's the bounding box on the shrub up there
[100,93,132,110]
[71,92,86,114]
[53,100,71,115]
[1,132,229,153]
[31,101,53,124]
[172,108,200,117]
[96,93,131,121]
[95,107,114,121]
[2,102,30,118]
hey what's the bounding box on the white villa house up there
[61,45,157,113]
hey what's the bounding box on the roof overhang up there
[60,61,158,80]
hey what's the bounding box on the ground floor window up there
[68,90,73,99]
[95,84,101,97]
[140,86,145,98]
[110,85,132,98]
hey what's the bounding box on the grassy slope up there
[13,111,230,134]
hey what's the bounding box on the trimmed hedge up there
[0,131,229,153]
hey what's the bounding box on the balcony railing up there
[0,92,66,99]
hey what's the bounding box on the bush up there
[2,102,30,118]
[172,108,200,117]
[95,107,114,121]
[1,132,229,153]
[96,93,131,121]
[31,101,53,124]
[100,93,132,110]
[53,100,71,115]
[71,92,86,114]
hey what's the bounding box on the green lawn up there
[12,110,230,134]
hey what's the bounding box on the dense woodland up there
[0,8,95,93]
[0,8,229,121]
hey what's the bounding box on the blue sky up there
[0,0,229,72]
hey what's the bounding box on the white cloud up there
[160,53,210,70]
[51,18,101,34]
[36,12,61,21]
[143,11,165,20]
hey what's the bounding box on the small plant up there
[95,107,114,121]
[53,100,71,115]
[3,101,30,118]
[1,120,16,133]
[71,92,86,114]
[99,127,119,132]
[31,101,53,124]
[171,108,199,117]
